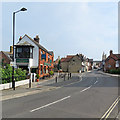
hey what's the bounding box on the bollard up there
[68,73,69,80]
[29,78,31,88]
[55,77,57,83]
[64,74,65,81]
[70,73,71,78]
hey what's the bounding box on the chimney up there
[10,46,13,53]
[34,35,40,43]
[19,36,22,41]
[110,50,113,56]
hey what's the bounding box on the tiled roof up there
[114,54,120,59]
[61,55,75,62]
[1,51,12,61]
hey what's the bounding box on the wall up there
[0,79,29,90]
[68,56,82,73]
[61,62,69,72]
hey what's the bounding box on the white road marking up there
[94,81,98,85]
[80,85,92,93]
[63,77,82,87]
[30,96,71,112]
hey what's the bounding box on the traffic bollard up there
[70,73,71,78]
[29,78,31,88]
[55,77,57,83]
[64,74,65,81]
[68,73,69,80]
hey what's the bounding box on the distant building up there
[0,46,13,66]
[93,61,101,69]
[60,54,92,73]
[104,50,120,71]
[15,34,54,78]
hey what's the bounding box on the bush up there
[49,71,54,75]
[0,64,27,84]
[109,68,120,74]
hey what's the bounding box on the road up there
[2,70,119,119]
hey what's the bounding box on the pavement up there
[1,74,58,101]
[2,73,82,101]
[2,70,120,119]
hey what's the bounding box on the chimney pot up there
[110,50,113,55]
[34,35,40,43]
[19,36,22,41]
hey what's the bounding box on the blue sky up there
[2,2,118,60]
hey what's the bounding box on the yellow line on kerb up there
[100,96,120,120]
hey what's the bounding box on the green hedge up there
[108,68,120,74]
[0,64,27,84]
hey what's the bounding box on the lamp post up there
[12,7,27,90]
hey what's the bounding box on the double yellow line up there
[100,96,120,120]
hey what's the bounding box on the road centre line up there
[80,85,92,93]
[100,96,120,120]
[30,96,71,112]
[94,81,98,85]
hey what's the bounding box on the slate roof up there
[1,51,12,61]
[15,41,34,47]
[16,34,53,56]
[114,54,120,59]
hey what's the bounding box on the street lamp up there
[12,7,27,90]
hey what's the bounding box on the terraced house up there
[15,34,54,78]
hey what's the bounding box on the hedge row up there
[108,68,120,74]
[0,64,27,84]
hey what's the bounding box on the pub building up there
[15,34,54,79]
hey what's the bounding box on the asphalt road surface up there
[2,70,120,119]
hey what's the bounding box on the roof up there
[15,41,34,47]
[16,34,53,56]
[105,53,120,62]
[61,55,75,62]
[114,54,120,59]
[49,51,54,55]
[1,51,12,61]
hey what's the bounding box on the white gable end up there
[16,35,39,68]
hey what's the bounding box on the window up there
[15,47,33,58]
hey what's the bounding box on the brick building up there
[15,34,54,79]
[104,50,120,71]
[0,47,13,66]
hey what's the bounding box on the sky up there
[1,2,118,60]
